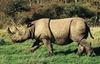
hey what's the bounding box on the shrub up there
[0,1,97,26]
[0,24,3,29]
[63,3,96,18]
[0,39,5,45]
[27,3,95,25]
[32,4,65,19]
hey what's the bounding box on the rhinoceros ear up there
[27,22,34,27]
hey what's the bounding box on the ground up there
[0,27,100,64]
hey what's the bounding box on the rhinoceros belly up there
[54,38,72,45]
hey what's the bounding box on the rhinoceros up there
[7,17,94,56]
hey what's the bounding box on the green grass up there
[0,27,100,64]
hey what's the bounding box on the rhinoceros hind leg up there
[76,44,84,56]
[79,39,93,56]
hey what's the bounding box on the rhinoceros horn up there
[7,27,18,43]
[13,24,20,33]
[7,27,23,43]
[7,26,19,36]
[7,28,13,39]
[7,27,13,37]
[14,26,19,31]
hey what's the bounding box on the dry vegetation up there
[0,0,100,29]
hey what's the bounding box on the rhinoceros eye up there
[18,33,23,36]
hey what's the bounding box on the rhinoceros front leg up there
[30,40,43,53]
[42,39,53,56]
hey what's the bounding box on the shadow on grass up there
[55,47,100,56]
[93,47,100,56]
[55,49,77,55]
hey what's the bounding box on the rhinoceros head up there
[7,24,34,43]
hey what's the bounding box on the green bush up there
[33,3,95,18]
[0,1,97,26]
[32,4,65,19]
[0,24,3,29]
[0,39,5,45]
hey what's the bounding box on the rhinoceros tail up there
[86,23,94,39]
[88,26,94,39]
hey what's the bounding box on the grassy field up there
[0,27,100,64]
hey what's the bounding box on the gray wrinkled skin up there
[7,17,94,56]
